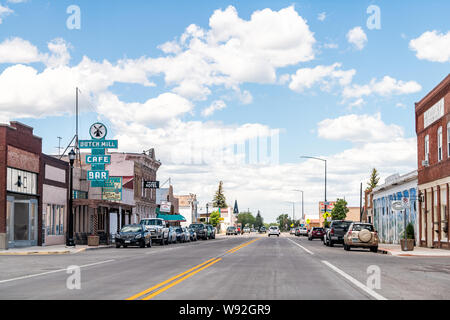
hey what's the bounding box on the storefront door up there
[7,196,38,248]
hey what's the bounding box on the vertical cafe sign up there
[78,123,118,187]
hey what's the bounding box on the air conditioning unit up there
[421,159,429,167]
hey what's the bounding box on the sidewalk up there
[0,244,113,256]
[378,243,450,257]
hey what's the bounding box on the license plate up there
[125,240,131,243]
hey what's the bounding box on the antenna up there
[55,136,63,156]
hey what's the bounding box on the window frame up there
[424,134,429,162]
[437,126,443,162]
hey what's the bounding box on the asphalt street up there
[0,233,449,300]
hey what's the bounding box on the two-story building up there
[415,74,450,249]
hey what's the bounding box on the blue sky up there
[0,0,449,221]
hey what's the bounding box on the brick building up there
[415,74,450,249]
[0,122,42,249]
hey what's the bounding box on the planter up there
[88,235,99,247]
[400,239,415,251]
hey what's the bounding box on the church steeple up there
[233,200,239,215]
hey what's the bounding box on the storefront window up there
[437,127,442,162]
[424,135,429,161]
[46,204,65,236]
[447,122,450,158]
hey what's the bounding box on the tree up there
[366,168,380,191]
[331,198,349,220]
[255,211,264,229]
[237,212,255,227]
[276,214,291,232]
[209,210,220,227]
[212,181,227,208]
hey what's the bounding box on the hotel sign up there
[424,98,444,128]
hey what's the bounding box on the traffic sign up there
[402,197,410,209]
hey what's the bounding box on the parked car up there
[343,223,379,252]
[259,226,266,233]
[324,220,353,247]
[188,227,197,241]
[226,226,238,235]
[297,227,308,236]
[115,224,151,248]
[268,226,280,237]
[189,223,208,240]
[175,226,189,242]
[308,227,325,240]
[205,224,216,239]
[243,227,251,233]
[140,218,169,245]
[183,227,191,242]
[167,226,177,244]
[290,228,296,235]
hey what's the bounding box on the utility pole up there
[56,136,63,156]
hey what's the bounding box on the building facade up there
[41,154,69,246]
[176,194,197,227]
[0,122,42,249]
[415,74,450,249]
[372,171,419,245]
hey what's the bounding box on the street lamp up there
[293,189,304,221]
[301,156,327,220]
[66,149,76,247]
[206,203,209,223]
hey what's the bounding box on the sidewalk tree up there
[276,214,291,232]
[255,211,264,229]
[237,212,255,227]
[366,168,380,191]
[209,210,220,227]
[212,181,227,208]
[330,198,349,220]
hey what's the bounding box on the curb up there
[377,248,392,255]
[0,245,114,256]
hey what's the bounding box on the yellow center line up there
[126,257,218,300]
[142,258,222,300]
[227,238,259,254]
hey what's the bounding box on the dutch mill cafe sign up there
[79,123,121,200]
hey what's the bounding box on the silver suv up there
[268,226,280,237]
[140,218,169,245]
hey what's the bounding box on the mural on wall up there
[373,188,417,244]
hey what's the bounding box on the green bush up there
[406,222,415,240]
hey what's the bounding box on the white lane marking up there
[321,260,387,300]
[287,238,314,255]
[0,259,115,284]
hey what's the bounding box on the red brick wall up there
[416,76,450,185]
[0,123,42,241]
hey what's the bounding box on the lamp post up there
[206,203,209,223]
[66,149,76,247]
[301,156,327,221]
[293,189,304,222]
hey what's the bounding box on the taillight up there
[330,228,334,235]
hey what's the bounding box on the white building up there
[372,171,419,245]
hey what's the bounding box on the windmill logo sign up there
[78,122,118,187]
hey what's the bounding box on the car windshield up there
[227,227,235,230]
[332,221,352,229]
[313,228,324,231]
[121,225,142,233]
[352,224,374,231]
[189,224,203,229]
[270,227,277,230]
[175,228,183,232]
[141,219,162,226]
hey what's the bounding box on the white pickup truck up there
[140,218,169,245]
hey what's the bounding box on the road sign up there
[160,201,171,213]
[306,219,311,224]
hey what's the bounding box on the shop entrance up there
[7,196,38,248]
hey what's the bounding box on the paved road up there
[0,233,449,300]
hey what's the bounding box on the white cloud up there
[324,43,338,49]
[202,100,226,117]
[289,63,355,93]
[346,26,367,50]
[147,5,316,100]
[0,5,13,24]
[348,98,365,108]
[343,76,422,99]
[7,0,28,3]
[318,12,326,22]
[317,113,404,143]
[409,30,450,63]
[0,37,42,63]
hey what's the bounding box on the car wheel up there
[308,237,312,241]
[115,243,121,248]
[344,244,350,251]
[277,235,279,237]
[140,240,145,248]
[147,239,151,247]
[329,240,334,247]
[370,246,378,253]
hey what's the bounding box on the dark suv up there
[189,223,208,240]
[324,220,353,247]
[205,224,216,239]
